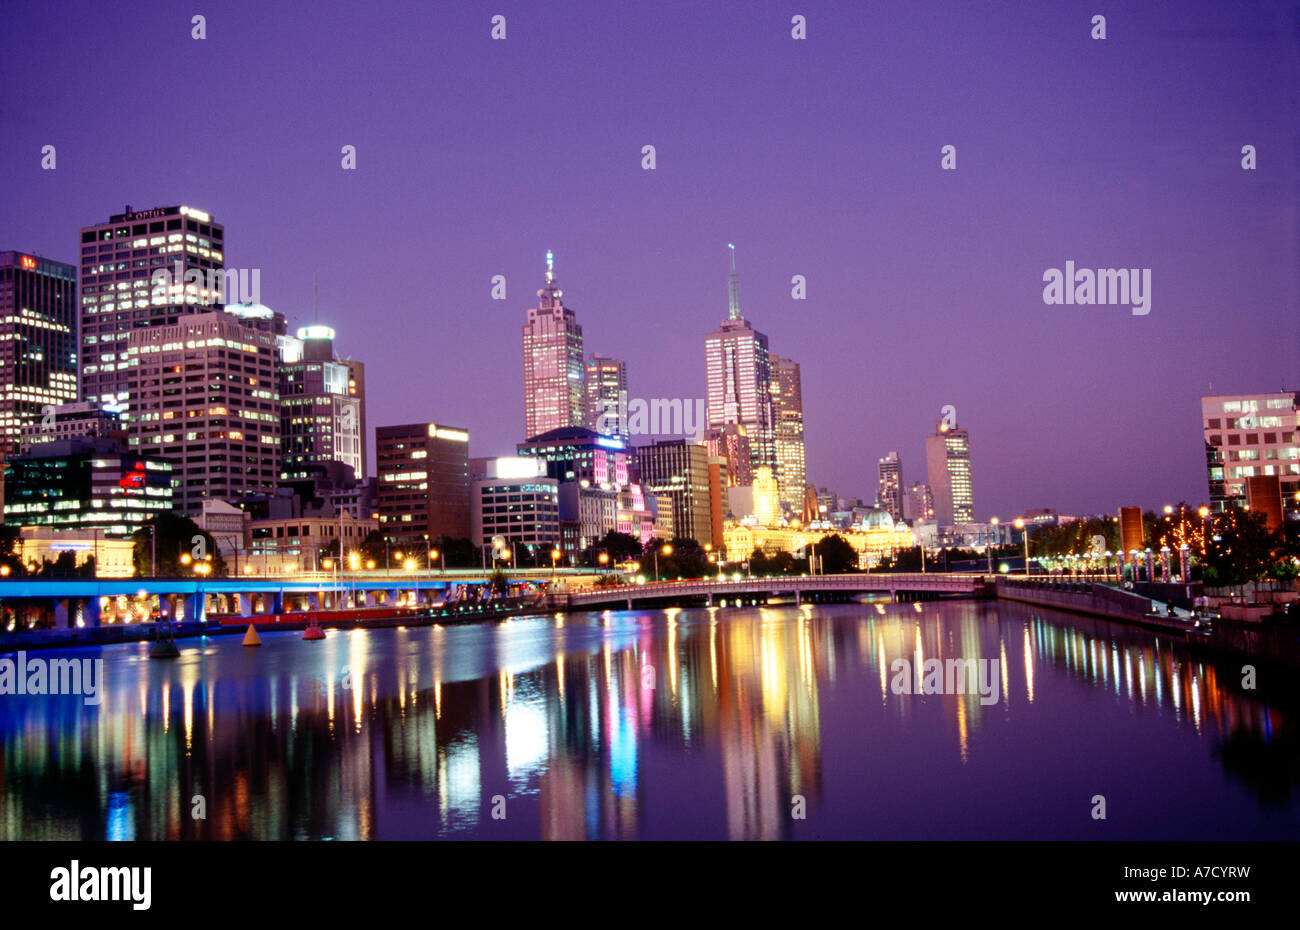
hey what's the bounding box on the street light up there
[653,543,672,582]
[1014,518,1030,575]
[430,547,444,572]
[988,517,999,573]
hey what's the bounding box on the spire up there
[727,243,742,320]
[537,249,563,302]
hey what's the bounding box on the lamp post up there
[653,543,672,582]
[987,517,999,573]
[1014,518,1029,575]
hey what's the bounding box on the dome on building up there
[224,301,275,320]
[859,507,896,531]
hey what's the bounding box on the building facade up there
[522,251,585,440]
[769,354,806,513]
[279,324,366,482]
[79,205,229,411]
[636,439,715,546]
[585,354,628,441]
[0,252,79,458]
[19,401,123,451]
[376,422,471,543]
[925,420,973,524]
[3,437,173,537]
[878,451,903,521]
[1201,391,1299,516]
[125,311,280,515]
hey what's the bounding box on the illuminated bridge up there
[549,573,994,611]
[0,569,593,629]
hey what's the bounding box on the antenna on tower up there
[727,243,741,320]
[313,273,319,323]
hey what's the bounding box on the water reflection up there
[1,600,1296,840]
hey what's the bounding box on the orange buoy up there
[242,623,262,647]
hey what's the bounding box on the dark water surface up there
[2,601,1297,840]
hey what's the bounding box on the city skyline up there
[1,0,1295,518]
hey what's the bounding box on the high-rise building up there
[904,481,934,523]
[925,420,973,524]
[704,423,753,487]
[279,324,366,482]
[516,426,631,488]
[376,422,470,543]
[79,205,230,412]
[0,252,79,458]
[768,354,806,513]
[636,439,715,546]
[20,401,123,451]
[1201,391,1299,516]
[585,354,628,441]
[878,451,903,521]
[523,251,585,440]
[705,246,774,477]
[125,310,281,516]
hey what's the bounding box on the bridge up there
[548,572,993,610]
[0,568,589,629]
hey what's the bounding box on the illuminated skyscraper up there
[769,354,806,512]
[79,205,230,412]
[878,451,902,521]
[279,324,366,482]
[522,251,585,441]
[705,245,774,477]
[0,252,79,458]
[585,354,628,441]
[925,420,973,524]
[376,421,470,543]
[1201,390,1299,516]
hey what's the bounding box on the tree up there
[1202,508,1286,593]
[134,513,226,577]
[0,524,26,576]
[815,534,859,574]
[591,530,642,565]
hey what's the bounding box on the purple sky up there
[2,0,1296,518]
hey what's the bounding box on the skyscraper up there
[904,481,934,523]
[279,324,366,482]
[125,309,280,516]
[925,420,973,524]
[0,252,79,458]
[636,439,715,547]
[585,354,628,441]
[705,245,774,479]
[878,451,902,521]
[769,354,806,513]
[523,251,585,440]
[79,205,230,412]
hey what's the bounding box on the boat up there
[302,619,326,641]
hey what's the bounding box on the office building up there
[878,451,903,521]
[904,482,933,523]
[704,423,753,488]
[586,354,628,441]
[0,252,79,458]
[79,205,228,411]
[517,426,631,488]
[471,457,560,549]
[279,324,366,482]
[769,354,806,513]
[125,310,280,516]
[376,421,471,543]
[636,439,715,546]
[925,419,973,524]
[3,437,173,537]
[1201,391,1299,516]
[522,251,585,440]
[20,401,123,451]
[704,246,774,477]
